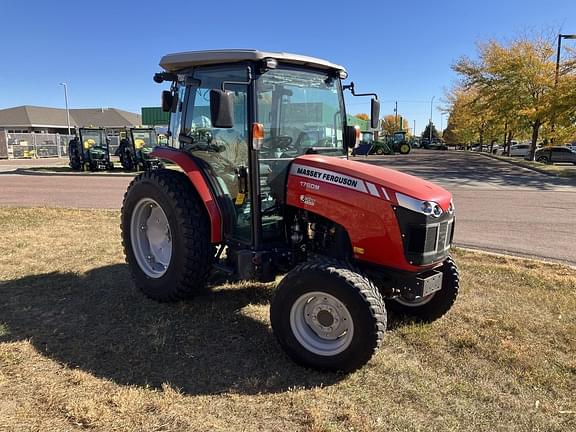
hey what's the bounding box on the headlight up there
[395,192,444,218]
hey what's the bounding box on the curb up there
[454,244,576,269]
[13,168,138,178]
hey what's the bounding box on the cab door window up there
[181,67,251,242]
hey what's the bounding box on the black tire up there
[537,156,549,164]
[121,169,213,301]
[399,143,411,154]
[69,153,82,170]
[270,261,386,372]
[386,256,459,322]
[375,147,384,155]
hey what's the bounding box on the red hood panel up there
[293,155,452,209]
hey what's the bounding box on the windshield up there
[131,130,157,150]
[361,132,374,144]
[256,68,345,158]
[81,130,106,149]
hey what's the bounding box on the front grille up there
[395,207,455,265]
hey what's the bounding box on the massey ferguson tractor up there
[121,50,458,372]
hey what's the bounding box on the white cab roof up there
[159,49,346,73]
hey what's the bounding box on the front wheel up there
[375,147,384,155]
[270,261,386,372]
[386,256,459,322]
[121,169,213,301]
[537,156,549,164]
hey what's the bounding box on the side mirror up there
[344,125,359,149]
[161,91,173,112]
[210,89,234,128]
[371,98,380,129]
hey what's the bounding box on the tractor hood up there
[291,155,452,210]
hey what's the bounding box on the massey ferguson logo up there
[295,167,359,188]
[291,164,368,193]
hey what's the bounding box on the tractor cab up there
[68,127,113,171]
[152,51,379,251]
[117,127,164,171]
[121,50,458,373]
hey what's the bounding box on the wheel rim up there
[290,291,354,356]
[395,292,436,307]
[130,198,172,278]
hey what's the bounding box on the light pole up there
[551,34,576,142]
[59,82,71,137]
[429,96,435,144]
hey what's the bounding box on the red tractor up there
[121,50,458,372]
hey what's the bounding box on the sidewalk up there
[0,158,69,171]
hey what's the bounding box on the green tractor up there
[353,130,411,156]
[68,128,114,171]
[116,128,164,171]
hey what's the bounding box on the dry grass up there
[0,207,574,432]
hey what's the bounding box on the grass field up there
[0,208,575,432]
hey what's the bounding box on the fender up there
[151,147,222,243]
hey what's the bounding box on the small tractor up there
[68,127,114,171]
[353,130,411,156]
[121,50,458,372]
[116,127,164,171]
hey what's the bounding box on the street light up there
[551,34,576,142]
[59,82,71,137]
[429,96,435,144]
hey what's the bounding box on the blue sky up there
[0,0,574,135]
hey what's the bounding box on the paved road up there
[0,170,132,208]
[1,152,575,264]
[359,151,576,265]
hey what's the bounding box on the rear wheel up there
[399,143,411,154]
[386,256,459,322]
[270,261,386,372]
[121,169,213,301]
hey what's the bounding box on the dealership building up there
[0,105,142,159]
[0,105,141,134]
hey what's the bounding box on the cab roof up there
[159,49,346,74]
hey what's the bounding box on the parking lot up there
[1,150,575,265]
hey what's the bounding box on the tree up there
[422,122,440,142]
[452,34,565,159]
[380,114,410,136]
[354,113,369,121]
